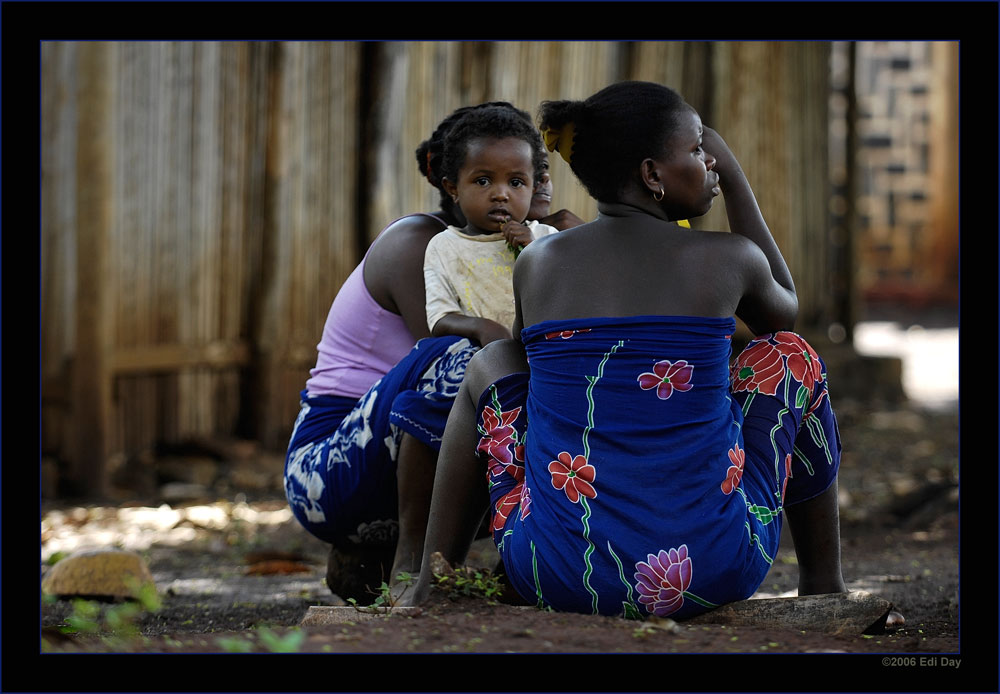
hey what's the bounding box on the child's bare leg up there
[784,479,848,595]
[388,433,436,593]
[402,340,528,606]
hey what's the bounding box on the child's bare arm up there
[431,313,513,346]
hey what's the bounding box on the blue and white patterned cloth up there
[284,336,478,546]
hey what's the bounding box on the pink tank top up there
[305,214,446,399]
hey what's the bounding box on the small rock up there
[428,551,455,577]
[41,548,156,600]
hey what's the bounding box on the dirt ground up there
[29,393,986,692]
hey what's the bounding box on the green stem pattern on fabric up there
[792,444,816,476]
[607,541,641,619]
[580,497,599,614]
[683,591,719,609]
[498,528,513,553]
[769,405,790,479]
[738,484,781,527]
[803,415,834,466]
[582,341,624,459]
[576,341,624,614]
[743,521,775,565]
[530,540,544,608]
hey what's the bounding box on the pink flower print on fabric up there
[548,452,597,503]
[634,545,693,617]
[477,405,522,474]
[721,443,746,495]
[519,484,532,521]
[638,359,694,400]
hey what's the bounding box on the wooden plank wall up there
[42,40,874,495]
[255,42,362,446]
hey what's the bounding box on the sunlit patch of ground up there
[853,322,958,411]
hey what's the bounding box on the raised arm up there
[703,127,798,332]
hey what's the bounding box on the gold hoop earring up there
[653,186,664,202]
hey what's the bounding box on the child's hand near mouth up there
[501,217,534,257]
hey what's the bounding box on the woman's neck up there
[597,200,668,222]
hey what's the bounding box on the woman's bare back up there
[514,210,761,332]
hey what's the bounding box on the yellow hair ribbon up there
[676,219,691,228]
[542,123,575,165]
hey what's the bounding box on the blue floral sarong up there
[478,316,841,620]
[285,336,478,546]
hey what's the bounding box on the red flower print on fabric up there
[730,339,785,396]
[544,328,592,340]
[548,452,597,503]
[477,405,522,473]
[637,359,694,400]
[774,333,822,397]
[780,453,793,505]
[721,443,745,495]
[732,332,823,401]
[492,462,525,532]
[634,545,693,617]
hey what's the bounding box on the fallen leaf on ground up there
[244,560,312,575]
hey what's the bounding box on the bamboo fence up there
[40,40,956,496]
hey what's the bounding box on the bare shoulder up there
[514,227,570,269]
[365,213,449,306]
[696,229,766,266]
[368,214,448,262]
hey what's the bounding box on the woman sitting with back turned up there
[403,81,848,619]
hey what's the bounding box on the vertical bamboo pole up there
[71,41,115,497]
[925,41,958,297]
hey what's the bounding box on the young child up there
[423,104,560,346]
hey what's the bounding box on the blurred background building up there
[40,41,959,497]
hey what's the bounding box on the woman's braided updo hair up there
[416,101,524,212]
[440,103,547,189]
[538,81,690,202]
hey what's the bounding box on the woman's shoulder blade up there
[370,214,448,255]
[380,213,449,238]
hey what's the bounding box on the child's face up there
[448,137,534,235]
